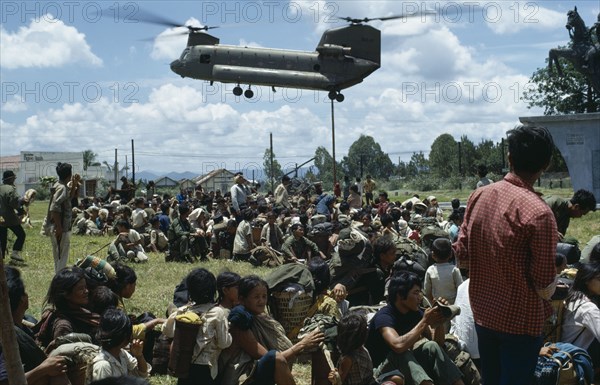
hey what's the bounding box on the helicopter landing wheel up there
[328,90,337,100]
[233,86,243,96]
[336,93,345,102]
[244,88,254,98]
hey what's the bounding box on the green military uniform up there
[281,235,320,263]
[544,195,570,235]
[167,217,206,262]
[0,176,25,260]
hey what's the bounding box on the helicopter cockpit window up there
[200,54,211,64]
[180,49,190,61]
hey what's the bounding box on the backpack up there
[444,334,482,385]
[534,343,593,385]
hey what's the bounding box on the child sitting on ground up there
[329,312,404,385]
[423,238,463,304]
[163,268,232,385]
[89,308,150,381]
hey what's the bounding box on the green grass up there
[5,193,599,384]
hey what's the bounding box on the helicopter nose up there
[170,59,184,77]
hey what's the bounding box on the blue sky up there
[1,1,599,177]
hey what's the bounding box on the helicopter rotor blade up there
[370,9,437,22]
[133,9,185,28]
[339,9,437,24]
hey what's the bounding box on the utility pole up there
[331,99,337,185]
[270,133,274,191]
[114,149,118,189]
[131,139,135,190]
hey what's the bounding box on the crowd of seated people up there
[1,173,598,385]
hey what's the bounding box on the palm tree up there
[82,150,99,171]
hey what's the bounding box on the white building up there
[0,151,108,196]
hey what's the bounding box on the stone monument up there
[519,113,600,202]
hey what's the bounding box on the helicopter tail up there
[316,24,380,64]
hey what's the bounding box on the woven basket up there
[271,291,313,337]
[169,320,201,378]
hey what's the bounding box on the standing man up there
[50,162,74,272]
[0,170,26,263]
[274,175,292,211]
[230,174,248,219]
[363,175,376,206]
[454,125,558,385]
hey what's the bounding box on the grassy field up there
[4,188,599,385]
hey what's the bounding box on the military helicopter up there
[143,12,432,102]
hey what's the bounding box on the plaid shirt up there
[454,173,557,336]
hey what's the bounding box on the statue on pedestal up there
[548,7,600,93]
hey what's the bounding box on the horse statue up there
[548,7,600,94]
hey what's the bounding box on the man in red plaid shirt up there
[454,124,558,385]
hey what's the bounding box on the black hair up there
[186,268,217,304]
[217,271,241,302]
[405,201,413,211]
[90,286,119,315]
[45,266,87,311]
[149,216,159,225]
[258,204,269,214]
[477,164,488,177]
[451,198,460,210]
[380,213,394,227]
[109,263,137,296]
[56,162,72,180]
[378,191,388,199]
[350,185,359,193]
[373,236,396,265]
[567,262,600,304]
[96,308,133,350]
[160,203,170,214]
[179,204,190,215]
[242,208,254,221]
[555,253,567,268]
[571,189,597,212]
[337,312,368,355]
[238,275,268,299]
[431,238,452,261]
[390,209,401,222]
[507,124,554,174]
[591,243,600,264]
[116,219,131,229]
[308,258,331,298]
[290,223,303,232]
[282,175,291,182]
[387,271,421,305]
[5,266,24,313]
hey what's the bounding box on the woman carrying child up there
[90,308,150,381]
[220,275,325,385]
[163,268,232,385]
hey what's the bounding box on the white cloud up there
[0,14,102,69]
[150,17,202,60]
[484,3,565,35]
[2,95,28,113]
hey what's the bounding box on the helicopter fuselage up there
[170,44,380,92]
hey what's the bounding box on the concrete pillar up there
[519,113,600,201]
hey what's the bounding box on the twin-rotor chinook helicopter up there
[143,11,433,102]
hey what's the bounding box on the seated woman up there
[35,266,100,353]
[220,275,325,385]
[561,262,600,371]
[109,263,165,340]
